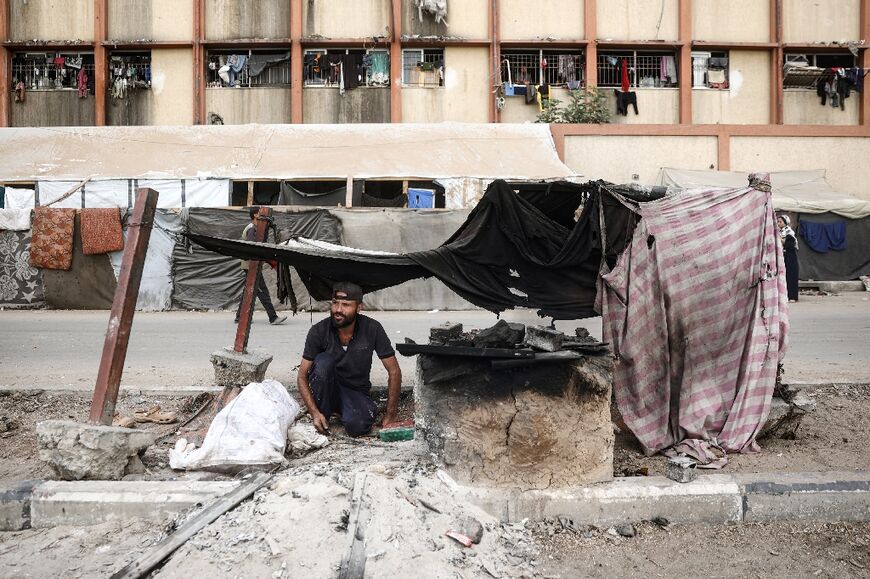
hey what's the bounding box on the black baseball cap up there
[332,281,363,302]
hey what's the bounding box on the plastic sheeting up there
[794,212,870,280]
[331,208,474,311]
[0,123,575,181]
[109,209,183,311]
[172,208,341,311]
[279,181,363,207]
[658,168,870,219]
[34,179,231,209]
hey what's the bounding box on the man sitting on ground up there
[297,282,402,436]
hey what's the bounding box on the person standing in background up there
[234,207,287,325]
[778,215,799,303]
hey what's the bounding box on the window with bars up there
[108,52,151,99]
[501,49,584,87]
[402,49,444,87]
[303,49,390,87]
[206,49,291,88]
[691,50,729,90]
[10,52,95,93]
[782,52,858,89]
[597,50,678,88]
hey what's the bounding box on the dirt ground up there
[1,383,869,577]
[1,383,867,486]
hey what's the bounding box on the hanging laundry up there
[558,55,576,84]
[537,84,550,112]
[80,208,124,255]
[29,207,76,270]
[408,188,435,209]
[614,90,639,115]
[525,83,537,105]
[66,57,82,69]
[368,51,390,85]
[247,52,290,78]
[798,220,847,253]
[77,68,89,98]
[659,55,677,85]
[13,81,25,103]
[620,58,630,92]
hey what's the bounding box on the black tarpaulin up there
[172,208,341,310]
[187,180,643,319]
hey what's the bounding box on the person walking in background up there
[778,214,800,303]
[234,207,287,325]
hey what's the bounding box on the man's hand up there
[312,411,330,434]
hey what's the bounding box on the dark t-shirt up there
[302,314,395,393]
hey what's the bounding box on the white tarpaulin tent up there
[0,123,575,182]
[658,168,870,220]
[4,179,231,209]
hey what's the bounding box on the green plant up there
[536,86,611,124]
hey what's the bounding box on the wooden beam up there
[290,0,302,123]
[233,206,271,354]
[93,0,108,126]
[89,188,159,425]
[678,0,692,124]
[547,122,870,137]
[0,0,9,127]
[246,181,254,205]
[860,0,870,125]
[584,0,597,87]
[111,473,273,579]
[390,0,402,123]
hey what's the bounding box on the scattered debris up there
[445,530,474,547]
[133,405,177,425]
[287,423,329,454]
[525,325,565,352]
[615,524,636,538]
[472,319,525,348]
[429,322,463,344]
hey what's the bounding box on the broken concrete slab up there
[210,347,273,387]
[30,480,239,528]
[429,322,463,344]
[36,420,157,481]
[525,325,565,352]
[0,480,39,531]
[472,320,525,348]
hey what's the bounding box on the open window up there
[303,48,390,87]
[501,49,584,89]
[597,50,678,88]
[206,49,291,88]
[402,49,444,87]
[108,52,151,101]
[691,51,729,89]
[11,51,95,94]
[782,52,858,89]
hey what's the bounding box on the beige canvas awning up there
[0,123,576,182]
[658,167,870,219]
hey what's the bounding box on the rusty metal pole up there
[233,206,272,354]
[89,188,159,425]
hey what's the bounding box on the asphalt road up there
[0,293,867,391]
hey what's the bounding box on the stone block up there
[429,322,463,345]
[36,420,157,481]
[525,325,565,352]
[210,347,273,387]
[0,480,39,531]
[472,320,525,348]
[30,480,239,528]
[416,355,613,490]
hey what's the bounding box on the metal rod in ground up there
[89,188,159,425]
[110,472,273,579]
[233,206,272,354]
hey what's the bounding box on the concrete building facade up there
[1,1,869,199]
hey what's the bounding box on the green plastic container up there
[378,426,415,442]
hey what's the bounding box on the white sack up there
[169,379,300,472]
